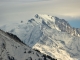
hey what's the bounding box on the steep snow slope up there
[0,29,56,60]
[0,14,80,60]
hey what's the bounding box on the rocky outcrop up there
[55,17,80,37]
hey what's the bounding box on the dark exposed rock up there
[24,51,26,53]
[35,49,57,60]
[6,32,26,45]
[8,56,15,60]
[34,49,41,53]
[21,21,23,23]
[2,43,6,49]
[28,18,35,23]
[28,50,32,53]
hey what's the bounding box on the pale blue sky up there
[0,0,80,28]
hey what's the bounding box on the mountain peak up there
[1,14,80,37]
[35,14,55,22]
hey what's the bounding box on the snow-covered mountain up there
[0,14,80,60]
[0,29,56,60]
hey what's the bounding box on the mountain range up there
[0,14,80,60]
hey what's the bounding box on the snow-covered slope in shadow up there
[0,14,80,60]
[0,29,56,60]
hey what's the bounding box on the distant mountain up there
[0,29,56,60]
[0,14,80,60]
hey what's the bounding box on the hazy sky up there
[0,0,80,28]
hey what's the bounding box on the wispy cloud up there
[0,0,80,27]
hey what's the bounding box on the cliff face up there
[55,17,80,37]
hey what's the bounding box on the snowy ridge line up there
[0,29,57,60]
[6,32,26,45]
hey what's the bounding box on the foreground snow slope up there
[0,29,56,60]
[0,14,80,60]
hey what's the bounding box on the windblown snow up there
[0,14,80,60]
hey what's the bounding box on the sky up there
[0,0,80,28]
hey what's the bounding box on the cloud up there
[1,0,80,17]
[0,0,80,27]
[0,0,39,2]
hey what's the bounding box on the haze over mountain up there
[0,14,80,60]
